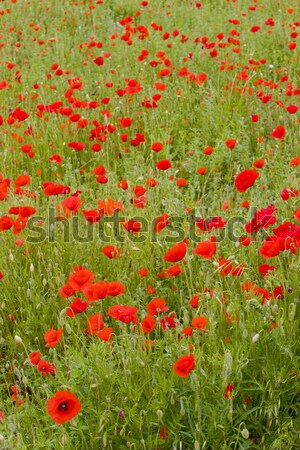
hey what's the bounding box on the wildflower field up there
[0,0,299,448]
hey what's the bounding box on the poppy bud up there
[14,335,23,345]
[156,409,163,419]
[241,429,249,439]
[252,333,260,343]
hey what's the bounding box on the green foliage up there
[0,0,299,449]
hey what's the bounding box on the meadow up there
[0,0,299,448]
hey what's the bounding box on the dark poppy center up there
[58,401,69,412]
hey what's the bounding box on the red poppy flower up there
[235,170,259,193]
[193,239,216,259]
[68,141,85,151]
[224,383,234,399]
[176,178,187,187]
[106,281,125,297]
[68,267,94,292]
[253,159,265,168]
[118,117,133,128]
[11,386,23,404]
[225,139,237,149]
[218,257,233,276]
[206,216,227,231]
[107,304,138,324]
[146,178,158,187]
[153,214,169,233]
[280,187,298,201]
[97,327,113,342]
[190,295,199,308]
[11,109,29,123]
[160,313,176,330]
[151,142,163,152]
[44,328,63,348]
[271,125,286,140]
[13,216,28,235]
[15,238,24,247]
[59,283,75,299]
[29,351,41,365]
[203,146,214,155]
[148,298,169,315]
[132,195,147,209]
[232,264,244,277]
[191,316,208,331]
[290,156,300,167]
[196,167,207,175]
[160,427,169,439]
[12,206,36,218]
[273,286,284,300]
[174,354,195,377]
[94,56,104,66]
[138,268,148,277]
[253,287,271,306]
[182,327,193,336]
[83,281,107,302]
[258,264,275,277]
[0,216,14,232]
[86,312,105,335]
[0,180,9,201]
[156,159,172,170]
[82,209,101,224]
[117,179,129,190]
[37,359,55,375]
[95,170,108,184]
[66,297,88,318]
[140,314,156,333]
[132,186,146,197]
[294,207,300,223]
[163,242,187,262]
[44,183,70,196]
[122,219,141,234]
[166,263,182,277]
[259,237,281,259]
[102,246,121,259]
[146,286,156,296]
[245,205,276,234]
[14,174,30,187]
[49,154,63,164]
[47,391,81,424]
[62,196,83,216]
[286,104,298,114]
[98,198,124,216]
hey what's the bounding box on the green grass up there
[0,0,299,448]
